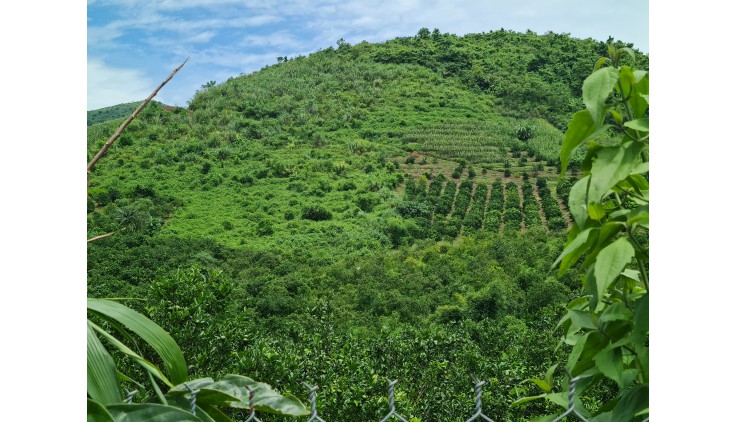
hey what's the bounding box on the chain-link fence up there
[176,372,648,422]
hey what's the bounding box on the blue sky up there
[87,0,648,110]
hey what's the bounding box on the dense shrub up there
[302,205,333,221]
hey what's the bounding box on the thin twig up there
[87,231,117,243]
[87,58,189,173]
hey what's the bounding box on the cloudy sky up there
[87,0,649,110]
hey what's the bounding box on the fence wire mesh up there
[178,371,615,422]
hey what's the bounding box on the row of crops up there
[402,118,570,165]
[399,173,569,241]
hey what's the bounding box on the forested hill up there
[87,29,647,421]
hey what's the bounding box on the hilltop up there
[87,100,170,126]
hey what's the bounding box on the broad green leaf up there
[568,175,591,228]
[627,205,649,229]
[545,363,558,389]
[621,269,640,282]
[611,384,649,422]
[588,202,606,221]
[105,403,202,421]
[608,109,623,125]
[583,67,619,126]
[168,382,241,408]
[594,347,624,388]
[607,209,630,222]
[616,66,635,100]
[88,298,188,384]
[170,375,309,416]
[165,396,219,422]
[567,296,592,310]
[582,222,624,268]
[589,411,614,422]
[89,321,173,387]
[169,378,217,392]
[622,369,641,389]
[624,118,648,132]
[568,309,597,330]
[593,238,635,303]
[511,394,546,407]
[527,378,552,393]
[607,44,617,62]
[599,302,633,323]
[198,404,232,422]
[222,375,309,416]
[633,294,649,346]
[593,57,610,71]
[630,162,648,175]
[560,110,596,174]
[567,331,592,371]
[584,268,599,310]
[625,174,649,193]
[571,332,609,377]
[619,47,636,65]
[545,392,591,418]
[588,142,645,203]
[554,227,597,276]
[629,72,649,119]
[88,399,114,422]
[581,140,602,173]
[87,322,122,405]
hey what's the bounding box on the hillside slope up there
[88,30,644,255]
[87,30,647,421]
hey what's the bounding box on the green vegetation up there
[87,29,647,420]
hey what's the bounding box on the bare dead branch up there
[87,57,189,173]
[87,231,117,243]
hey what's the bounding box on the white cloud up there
[87,59,154,110]
[185,31,217,44]
[194,48,284,70]
[157,15,282,32]
[241,31,305,50]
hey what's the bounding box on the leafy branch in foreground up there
[514,43,648,421]
[87,298,309,421]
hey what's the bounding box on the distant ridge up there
[87,100,170,126]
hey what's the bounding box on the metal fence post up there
[244,385,263,422]
[465,376,494,421]
[184,383,199,415]
[303,383,327,422]
[551,371,588,422]
[379,379,409,422]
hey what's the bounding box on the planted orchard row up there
[536,178,568,230]
[503,182,522,231]
[522,180,542,228]
[399,173,568,241]
[484,179,505,232]
[464,183,488,230]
